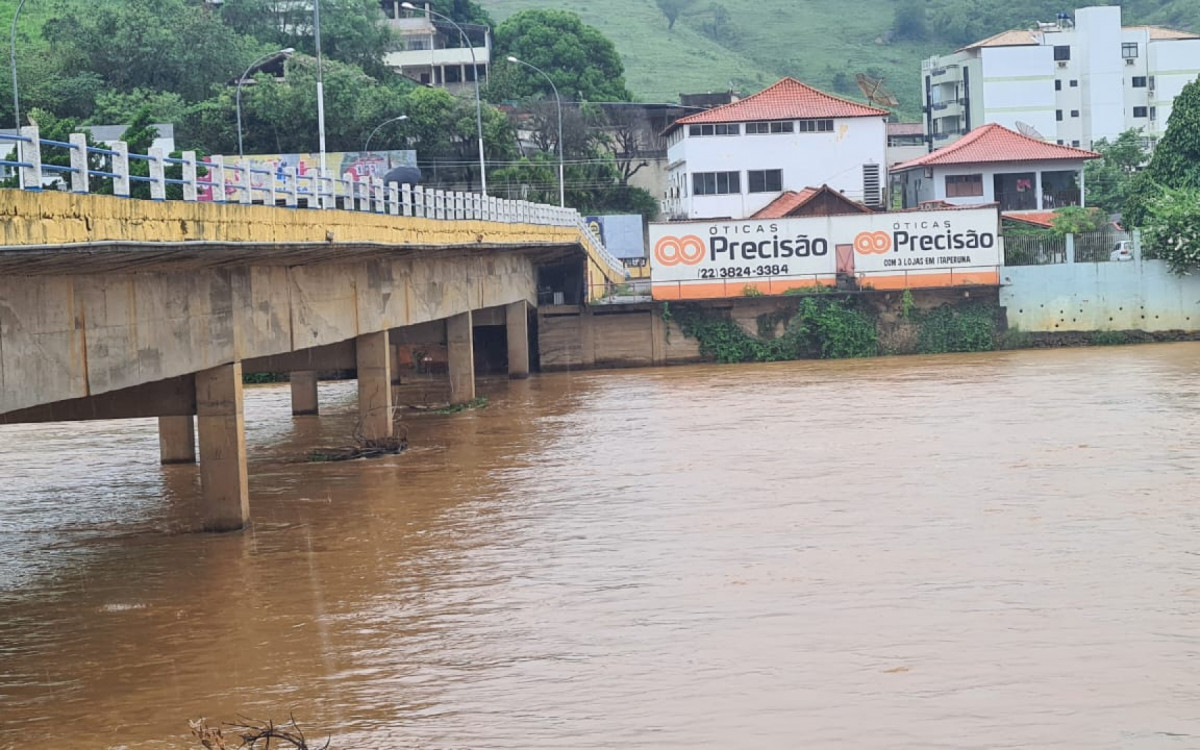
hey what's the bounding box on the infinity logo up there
[653,235,706,266]
[853,231,892,255]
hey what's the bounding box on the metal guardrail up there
[0,126,626,276]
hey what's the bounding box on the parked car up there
[1110,241,1133,262]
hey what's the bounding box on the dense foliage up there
[490,9,632,102]
[1083,129,1152,216]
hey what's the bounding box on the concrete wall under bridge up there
[1000,259,1200,333]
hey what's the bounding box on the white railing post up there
[240,161,252,205]
[149,147,166,200]
[435,189,445,220]
[266,168,277,206]
[387,183,399,215]
[69,133,89,194]
[283,166,298,207]
[182,150,198,202]
[112,140,130,197]
[17,125,41,190]
[401,184,412,217]
[209,155,226,203]
[371,177,383,213]
[415,185,425,217]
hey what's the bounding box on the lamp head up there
[281,47,296,55]
[506,56,520,63]
[400,2,416,9]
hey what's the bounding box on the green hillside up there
[481,0,948,119]
[480,0,1200,119]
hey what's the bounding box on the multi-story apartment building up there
[661,78,888,220]
[921,5,1200,151]
[379,1,490,94]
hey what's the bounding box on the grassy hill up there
[479,0,944,119]
[480,0,1200,120]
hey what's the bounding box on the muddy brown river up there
[2,344,1200,749]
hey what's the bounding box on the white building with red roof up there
[891,123,1100,212]
[661,77,888,220]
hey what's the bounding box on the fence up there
[0,125,623,275]
[1004,227,1129,266]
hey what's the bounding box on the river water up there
[2,344,1200,749]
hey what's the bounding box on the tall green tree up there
[655,0,696,30]
[1124,76,1200,227]
[491,10,632,103]
[41,0,264,103]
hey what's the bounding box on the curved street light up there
[401,2,487,196]
[10,0,28,133]
[507,55,564,208]
[364,115,408,153]
[236,47,294,161]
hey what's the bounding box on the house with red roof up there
[750,185,873,219]
[891,123,1100,212]
[661,77,888,220]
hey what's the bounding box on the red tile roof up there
[1001,210,1058,228]
[666,77,888,132]
[751,186,873,219]
[892,123,1100,170]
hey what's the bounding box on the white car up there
[1110,241,1133,262]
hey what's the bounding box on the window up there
[444,66,461,83]
[1069,79,1078,87]
[1071,109,1079,118]
[692,171,740,195]
[745,121,792,134]
[688,123,740,136]
[1133,106,1148,118]
[797,119,834,132]
[1056,139,1064,145]
[1072,140,1081,147]
[1053,45,1071,61]
[1132,76,1147,88]
[1122,42,1139,59]
[1056,110,1064,122]
[1149,106,1157,120]
[945,174,983,198]
[747,169,783,193]
[1055,79,1062,91]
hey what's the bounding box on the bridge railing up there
[0,126,625,276]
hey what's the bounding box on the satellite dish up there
[1015,121,1046,140]
[855,73,900,108]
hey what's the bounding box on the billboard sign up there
[648,207,1001,299]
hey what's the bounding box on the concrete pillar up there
[506,300,530,379]
[356,331,393,440]
[158,415,196,464]
[196,362,249,532]
[650,305,667,366]
[447,311,476,404]
[579,306,596,368]
[290,371,319,416]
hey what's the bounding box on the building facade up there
[379,1,490,94]
[921,5,1200,151]
[893,123,1099,212]
[661,78,888,220]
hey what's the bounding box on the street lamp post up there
[237,47,294,161]
[401,2,487,195]
[313,0,328,201]
[364,115,408,153]
[507,55,563,208]
[10,0,27,133]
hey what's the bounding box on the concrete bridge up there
[0,155,624,531]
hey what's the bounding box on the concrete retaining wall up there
[1000,259,1200,332]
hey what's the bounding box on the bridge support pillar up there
[196,362,249,532]
[290,371,320,416]
[158,415,196,464]
[447,311,476,404]
[356,331,393,440]
[506,301,530,379]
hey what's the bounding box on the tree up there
[1083,129,1150,216]
[1049,205,1105,235]
[42,0,264,103]
[219,0,393,77]
[892,0,928,41]
[492,10,632,103]
[1141,186,1200,274]
[655,0,696,30]
[1125,76,1200,227]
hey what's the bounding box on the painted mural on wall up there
[198,150,417,201]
